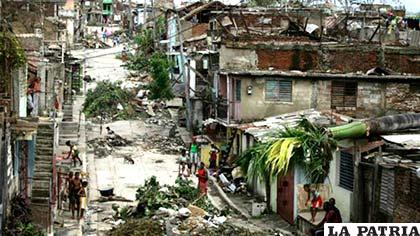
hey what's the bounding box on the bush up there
[148,53,174,101]
[83,81,135,120]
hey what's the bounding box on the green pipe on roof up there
[328,121,367,140]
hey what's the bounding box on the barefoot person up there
[196,162,209,196]
[65,141,83,167]
[78,180,88,220]
[178,149,190,177]
[70,172,82,219]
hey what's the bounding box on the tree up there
[148,53,174,101]
[83,81,134,119]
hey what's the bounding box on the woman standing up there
[196,162,209,196]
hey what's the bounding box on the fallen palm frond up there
[236,118,337,183]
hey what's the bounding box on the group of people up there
[178,139,223,196]
[63,172,88,220]
[304,184,342,236]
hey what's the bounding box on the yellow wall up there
[200,142,222,168]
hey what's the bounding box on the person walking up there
[65,140,83,167]
[66,172,74,211]
[196,162,209,196]
[70,172,82,219]
[190,139,199,173]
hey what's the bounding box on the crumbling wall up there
[327,47,378,73]
[393,167,420,222]
[219,46,257,70]
[191,23,208,37]
[384,50,420,75]
[385,83,420,113]
[257,48,318,71]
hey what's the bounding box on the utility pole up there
[143,0,147,30]
[152,0,157,49]
[175,9,192,131]
[128,0,133,37]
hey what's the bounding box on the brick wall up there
[257,49,318,71]
[384,53,420,75]
[393,167,420,222]
[385,83,420,113]
[328,49,378,73]
[192,23,208,37]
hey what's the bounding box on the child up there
[305,185,322,222]
[78,180,88,220]
[178,149,189,177]
[209,144,219,171]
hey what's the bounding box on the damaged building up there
[163,0,420,230]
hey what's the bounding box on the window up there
[339,151,354,191]
[379,168,394,215]
[235,79,241,101]
[331,81,357,108]
[265,79,292,102]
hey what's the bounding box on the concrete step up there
[36,139,54,145]
[31,196,50,204]
[35,155,53,160]
[32,175,52,182]
[34,163,53,171]
[34,160,52,167]
[36,151,54,156]
[33,180,50,190]
[36,143,54,149]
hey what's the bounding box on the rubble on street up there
[108,176,269,236]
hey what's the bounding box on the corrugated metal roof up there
[239,109,352,142]
[381,134,420,150]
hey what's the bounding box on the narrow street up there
[55,47,181,235]
[1,1,419,235]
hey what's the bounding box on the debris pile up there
[215,165,248,195]
[87,134,132,157]
[109,176,266,236]
[138,134,184,154]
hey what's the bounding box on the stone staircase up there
[31,122,54,231]
[60,102,79,145]
[59,121,79,146]
[62,103,73,122]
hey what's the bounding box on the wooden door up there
[277,170,295,224]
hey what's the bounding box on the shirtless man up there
[70,172,82,219]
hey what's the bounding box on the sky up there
[399,0,420,13]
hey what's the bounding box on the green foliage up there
[109,219,164,236]
[248,0,277,7]
[83,81,135,120]
[135,176,214,218]
[0,32,26,91]
[125,16,167,73]
[148,53,174,101]
[0,32,26,70]
[3,195,44,236]
[236,118,337,183]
